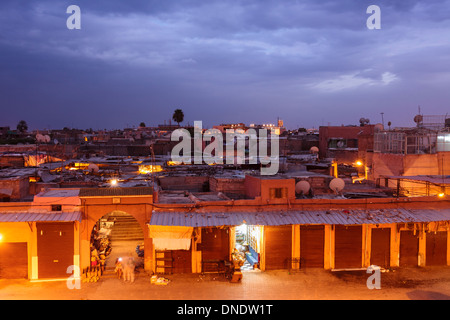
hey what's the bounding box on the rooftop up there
[79,187,153,197]
[150,208,450,227]
[37,188,80,198]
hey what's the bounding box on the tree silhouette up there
[17,120,28,133]
[172,109,184,126]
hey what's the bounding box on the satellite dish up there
[414,114,423,126]
[359,118,370,126]
[36,134,45,143]
[329,178,345,193]
[310,146,319,154]
[295,181,311,194]
[374,123,384,131]
[88,163,99,173]
[44,135,51,143]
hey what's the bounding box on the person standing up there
[115,258,123,279]
[123,255,136,283]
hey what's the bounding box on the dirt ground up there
[1,266,450,300]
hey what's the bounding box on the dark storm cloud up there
[1,0,450,129]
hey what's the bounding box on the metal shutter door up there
[370,228,391,268]
[265,225,292,270]
[37,222,74,278]
[335,225,362,269]
[426,231,447,266]
[300,225,324,268]
[0,242,28,279]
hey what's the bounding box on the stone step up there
[111,225,143,231]
[111,226,142,230]
[110,230,143,237]
[110,236,144,241]
[104,214,144,241]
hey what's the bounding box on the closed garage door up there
[265,225,292,270]
[426,231,447,266]
[37,222,74,278]
[335,225,362,269]
[0,242,28,279]
[300,225,324,268]
[400,230,419,267]
[371,228,391,268]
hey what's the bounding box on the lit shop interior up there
[233,223,263,270]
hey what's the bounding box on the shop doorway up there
[37,222,74,278]
[90,211,144,273]
[234,224,263,271]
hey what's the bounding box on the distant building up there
[249,122,286,136]
[318,124,378,164]
[372,125,450,195]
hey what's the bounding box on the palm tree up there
[17,120,28,133]
[172,109,184,126]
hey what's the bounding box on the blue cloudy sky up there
[1,0,450,130]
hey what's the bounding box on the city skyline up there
[1,0,450,130]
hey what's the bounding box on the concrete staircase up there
[107,212,144,242]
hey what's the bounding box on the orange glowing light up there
[138,165,163,174]
[355,160,363,167]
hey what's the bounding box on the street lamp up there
[353,160,368,183]
[110,179,118,186]
[331,160,338,178]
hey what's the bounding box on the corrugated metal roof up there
[149,209,450,227]
[0,211,82,222]
[79,187,153,197]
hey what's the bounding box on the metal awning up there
[149,209,450,227]
[0,211,82,223]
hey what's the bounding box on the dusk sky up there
[1,0,450,131]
